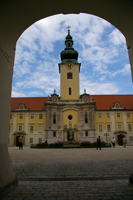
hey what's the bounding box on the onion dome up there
[60,29,78,63]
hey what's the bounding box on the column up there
[13,114,17,133]
[123,112,127,131]
[25,113,29,146]
[111,112,115,132]
[0,42,18,194]
[65,130,67,141]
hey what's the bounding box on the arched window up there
[85,112,88,123]
[68,87,72,95]
[53,112,56,124]
[67,72,73,79]
[68,42,71,47]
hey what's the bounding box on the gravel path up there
[9,146,133,178]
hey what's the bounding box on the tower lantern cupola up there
[60,26,78,64]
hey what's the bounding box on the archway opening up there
[12,13,131,98]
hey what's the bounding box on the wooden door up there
[118,135,124,146]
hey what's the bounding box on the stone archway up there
[1,0,133,194]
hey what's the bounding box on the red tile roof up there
[92,95,133,110]
[11,97,48,111]
[11,95,133,111]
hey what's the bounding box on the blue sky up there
[12,13,132,97]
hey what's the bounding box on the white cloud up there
[109,29,126,46]
[11,90,26,97]
[12,13,130,97]
[110,64,131,77]
[80,74,119,94]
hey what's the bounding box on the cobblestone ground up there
[2,146,133,199]
[9,146,133,178]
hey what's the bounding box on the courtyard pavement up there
[2,146,133,199]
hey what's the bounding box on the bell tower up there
[58,26,81,100]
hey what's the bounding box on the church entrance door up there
[118,135,124,146]
[67,131,74,141]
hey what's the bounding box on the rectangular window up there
[18,125,22,132]
[127,113,130,118]
[99,124,102,131]
[31,114,34,119]
[39,114,43,119]
[53,131,56,137]
[69,87,72,95]
[38,125,43,132]
[9,125,11,132]
[85,131,88,136]
[19,114,23,119]
[117,113,120,118]
[39,138,42,143]
[30,138,33,143]
[128,124,132,131]
[107,124,111,132]
[85,113,88,123]
[130,136,133,141]
[106,113,110,118]
[118,124,121,131]
[10,114,12,119]
[98,113,102,118]
[67,72,73,79]
[30,125,34,132]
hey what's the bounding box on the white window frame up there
[117,113,120,118]
[99,124,102,132]
[39,114,43,119]
[107,124,111,132]
[129,136,133,141]
[127,113,130,118]
[38,125,43,132]
[18,125,23,132]
[106,113,110,118]
[38,138,42,143]
[30,138,33,143]
[30,125,34,132]
[128,123,132,131]
[118,124,122,131]
[98,113,102,118]
[19,114,23,119]
[31,114,34,119]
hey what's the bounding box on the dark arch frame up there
[1,0,133,194]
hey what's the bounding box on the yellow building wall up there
[63,109,78,140]
[114,112,124,130]
[28,113,46,133]
[10,114,13,132]
[60,65,79,100]
[16,113,25,132]
[95,112,111,131]
[126,112,133,131]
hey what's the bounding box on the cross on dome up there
[67,25,71,32]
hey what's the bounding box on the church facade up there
[9,30,133,147]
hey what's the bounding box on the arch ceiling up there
[0,0,133,77]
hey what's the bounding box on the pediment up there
[14,103,29,111]
[111,102,125,110]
